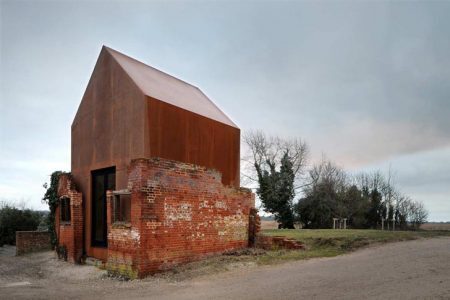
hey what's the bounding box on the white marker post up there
[333,218,338,229]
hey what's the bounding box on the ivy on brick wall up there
[42,171,69,248]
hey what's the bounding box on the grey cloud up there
[358,146,450,221]
[1,0,449,219]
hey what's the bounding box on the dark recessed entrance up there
[91,167,115,247]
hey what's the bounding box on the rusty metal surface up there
[71,46,241,260]
[72,47,147,260]
[148,97,240,188]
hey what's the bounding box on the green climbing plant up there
[42,171,69,248]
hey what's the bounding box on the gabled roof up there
[104,46,238,128]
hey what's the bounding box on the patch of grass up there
[257,229,450,265]
[256,247,344,265]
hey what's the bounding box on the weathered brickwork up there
[106,157,255,278]
[56,173,84,263]
[248,208,261,247]
[16,231,51,255]
[255,235,305,250]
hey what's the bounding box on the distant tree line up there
[0,201,47,246]
[243,130,428,230]
[296,159,428,229]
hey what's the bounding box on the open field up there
[421,222,450,231]
[261,220,279,230]
[263,228,450,242]
[262,220,450,231]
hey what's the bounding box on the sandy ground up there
[1,237,449,300]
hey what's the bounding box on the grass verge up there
[258,229,450,264]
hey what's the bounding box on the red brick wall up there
[248,208,261,247]
[56,174,84,263]
[16,231,51,255]
[106,157,255,278]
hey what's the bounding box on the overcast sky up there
[1,0,449,221]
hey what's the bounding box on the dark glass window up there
[91,167,115,247]
[60,197,71,223]
[93,174,105,242]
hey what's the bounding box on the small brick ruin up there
[256,235,305,250]
[56,157,256,278]
[15,231,51,255]
[56,173,84,263]
[106,158,254,278]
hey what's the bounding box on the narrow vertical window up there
[60,197,71,223]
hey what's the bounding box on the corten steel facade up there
[56,46,254,276]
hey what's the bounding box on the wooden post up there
[343,218,347,229]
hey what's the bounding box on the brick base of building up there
[105,158,255,278]
[56,157,256,278]
[56,173,83,263]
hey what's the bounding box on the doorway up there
[91,167,115,247]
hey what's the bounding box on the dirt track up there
[1,237,449,299]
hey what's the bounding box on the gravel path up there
[1,237,449,299]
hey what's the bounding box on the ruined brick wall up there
[16,231,51,255]
[106,158,255,278]
[248,208,261,247]
[106,190,141,278]
[56,174,83,263]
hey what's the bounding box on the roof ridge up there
[194,87,238,128]
[103,46,200,90]
[101,45,238,128]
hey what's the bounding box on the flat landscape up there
[1,229,450,299]
[261,221,450,231]
[421,222,450,231]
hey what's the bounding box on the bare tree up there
[307,157,348,193]
[387,167,397,220]
[242,130,309,191]
[408,200,428,229]
[241,130,309,227]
